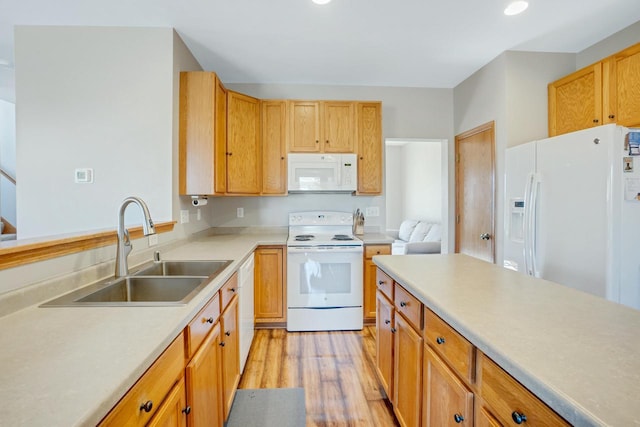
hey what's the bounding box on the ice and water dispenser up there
[508,198,525,242]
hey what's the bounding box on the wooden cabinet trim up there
[186,292,221,359]
[394,283,423,331]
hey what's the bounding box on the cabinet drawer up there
[375,269,394,301]
[220,272,239,310]
[186,292,221,358]
[100,333,185,426]
[477,352,570,426]
[424,309,474,383]
[365,244,391,259]
[394,284,422,331]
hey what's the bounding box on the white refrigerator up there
[504,124,640,310]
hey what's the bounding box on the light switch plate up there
[180,210,190,224]
[237,207,244,218]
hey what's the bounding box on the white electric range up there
[286,211,364,331]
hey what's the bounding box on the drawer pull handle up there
[512,411,527,424]
[390,327,397,333]
[225,331,231,336]
[436,337,446,345]
[384,319,391,325]
[220,341,226,347]
[140,400,153,413]
[377,280,384,286]
[182,406,191,415]
[609,114,615,119]
[454,413,464,423]
[400,301,407,307]
[206,317,215,324]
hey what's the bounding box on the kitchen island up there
[373,253,640,426]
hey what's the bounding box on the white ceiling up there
[1,0,640,99]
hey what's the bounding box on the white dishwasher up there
[237,254,255,372]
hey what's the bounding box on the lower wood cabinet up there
[393,311,423,427]
[220,294,240,419]
[148,377,189,427]
[185,322,223,427]
[375,290,394,398]
[422,345,473,426]
[254,245,286,325]
[364,244,391,321]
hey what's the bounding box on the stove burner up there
[295,234,315,241]
[332,234,355,241]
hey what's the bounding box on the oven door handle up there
[287,245,364,253]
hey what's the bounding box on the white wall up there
[576,20,640,69]
[385,140,442,232]
[212,83,454,231]
[15,26,175,239]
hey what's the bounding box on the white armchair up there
[391,220,442,255]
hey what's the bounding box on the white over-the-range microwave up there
[287,153,357,193]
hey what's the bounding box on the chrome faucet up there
[115,197,156,277]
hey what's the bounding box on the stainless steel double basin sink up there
[41,260,232,307]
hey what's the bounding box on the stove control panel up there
[289,211,353,226]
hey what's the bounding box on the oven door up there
[287,245,363,308]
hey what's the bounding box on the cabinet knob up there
[512,411,527,424]
[220,341,226,347]
[384,319,391,325]
[377,280,384,286]
[436,336,446,345]
[229,287,236,293]
[325,140,329,144]
[140,400,153,413]
[360,156,364,160]
[593,119,599,123]
[281,156,285,160]
[454,413,464,423]
[390,327,397,333]
[182,406,191,415]
[315,140,319,144]
[400,301,407,307]
[609,114,615,119]
[376,251,381,254]
[206,317,214,324]
[225,331,231,336]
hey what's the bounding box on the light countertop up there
[358,233,394,245]
[373,253,640,427]
[0,233,286,427]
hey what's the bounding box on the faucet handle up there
[154,251,161,262]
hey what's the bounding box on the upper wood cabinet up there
[605,43,640,128]
[289,101,356,153]
[357,102,383,195]
[261,100,288,195]
[227,91,261,194]
[179,72,227,196]
[549,42,640,136]
[548,63,602,137]
[289,101,321,152]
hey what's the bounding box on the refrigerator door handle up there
[523,173,534,276]
[529,173,541,277]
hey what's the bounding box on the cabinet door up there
[227,91,261,194]
[221,296,240,420]
[179,72,226,196]
[322,101,355,152]
[393,313,423,427]
[289,101,321,152]
[607,43,640,127]
[262,100,288,194]
[357,102,383,194]
[476,404,503,427]
[185,323,223,427]
[375,291,394,399]
[148,377,188,427]
[364,245,391,321]
[548,63,602,136]
[422,345,473,426]
[254,246,285,323]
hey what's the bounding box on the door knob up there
[480,233,491,240]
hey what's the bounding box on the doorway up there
[455,122,495,263]
[385,138,449,253]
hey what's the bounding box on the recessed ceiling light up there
[504,0,529,16]
[312,0,332,4]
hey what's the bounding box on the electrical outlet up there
[180,210,190,224]
[197,209,201,221]
[237,207,244,218]
[148,234,159,247]
[365,206,380,217]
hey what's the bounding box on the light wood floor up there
[239,326,399,427]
